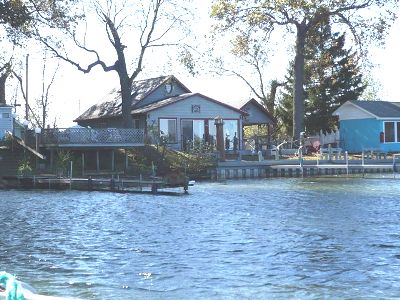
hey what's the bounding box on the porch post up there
[111,150,115,172]
[96,150,100,172]
[81,152,85,176]
[214,116,225,161]
[125,149,129,170]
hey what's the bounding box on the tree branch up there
[39,35,116,73]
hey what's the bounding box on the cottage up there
[333,100,400,153]
[75,75,247,150]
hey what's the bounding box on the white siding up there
[334,102,374,120]
[147,94,243,149]
[0,106,13,139]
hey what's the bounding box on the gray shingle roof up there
[130,93,195,114]
[75,75,187,121]
[350,100,400,118]
[131,93,248,116]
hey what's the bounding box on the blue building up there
[0,104,13,140]
[333,100,400,153]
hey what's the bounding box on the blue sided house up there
[333,100,400,153]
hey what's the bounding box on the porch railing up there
[32,128,145,146]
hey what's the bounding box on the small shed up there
[241,98,274,126]
[240,98,275,150]
[333,100,400,153]
[0,104,13,140]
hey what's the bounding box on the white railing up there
[312,129,340,146]
[39,128,145,145]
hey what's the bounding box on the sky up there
[9,1,400,128]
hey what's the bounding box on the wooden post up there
[81,152,85,176]
[125,149,129,170]
[96,150,100,172]
[111,150,115,172]
[214,116,225,161]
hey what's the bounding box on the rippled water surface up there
[1,178,400,299]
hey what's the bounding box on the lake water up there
[1,178,400,299]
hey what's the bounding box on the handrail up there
[37,128,145,146]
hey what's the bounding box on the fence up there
[311,129,340,146]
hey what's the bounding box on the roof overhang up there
[332,101,378,119]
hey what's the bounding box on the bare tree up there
[211,33,283,114]
[38,0,190,127]
[13,56,59,128]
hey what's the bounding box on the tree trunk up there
[115,53,132,128]
[266,80,284,115]
[293,25,307,140]
[0,71,10,104]
[120,73,132,128]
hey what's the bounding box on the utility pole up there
[25,54,29,121]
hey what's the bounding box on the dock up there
[0,175,192,195]
[214,153,400,180]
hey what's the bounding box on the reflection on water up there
[1,178,400,299]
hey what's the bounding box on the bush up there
[18,160,32,176]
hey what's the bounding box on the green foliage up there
[55,150,71,175]
[179,48,197,76]
[276,20,366,135]
[0,0,80,43]
[2,133,13,148]
[211,0,398,138]
[17,159,32,176]
[0,0,31,29]
[127,145,216,179]
[361,74,382,101]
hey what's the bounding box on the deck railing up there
[30,128,145,146]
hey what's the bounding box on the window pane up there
[1,113,10,119]
[385,122,395,143]
[133,119,140,129]
[223,120,239,150]
[193,120,204,142]
[182,120,193,141]
[397,122,400,142]
[160,119,176,143]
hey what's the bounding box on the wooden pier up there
[0,175,191,195]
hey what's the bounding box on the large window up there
[159,118,177,143]
[384,121,400,143]
[182,119,206,150]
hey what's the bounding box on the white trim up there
[376,117,400,120]
[333,101,377,119]
[348,102,379,118]
[383,121,400,143]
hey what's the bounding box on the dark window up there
[133,119,140,129]
[384,122,395,143]
[397,122,400,143]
